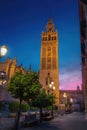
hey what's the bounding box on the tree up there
[32,89,55,123]
[7,71,41,130]
[9,101,19,113]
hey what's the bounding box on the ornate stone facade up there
[59,89,84,111]
[0,58,26,101]
[39,18,59,105]
[0,58,25,86]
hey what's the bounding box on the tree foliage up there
[9,101,19,113]
[7,71,41,101]
[32,89,56,123]
[7,71,41,130]
[21,102,29,112]
[32,89,55,108]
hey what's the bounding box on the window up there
[52,57,56,69]
[52,47,56,56]
[47,58,51,63]
[53,36,56,40]
[48,72,50,76]
[42,37,47,41]
[41,58,46,69]
[46,80,48,85]
[47,47,51,51]
[45,37,47,41]
[48,35,51,40]
[42,48,46,57]
[47,52,51,56]
[47,64,51,69]
[54,36,56,40]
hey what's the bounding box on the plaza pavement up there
[0,112,87,130]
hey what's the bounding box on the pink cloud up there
[59,66,82,90]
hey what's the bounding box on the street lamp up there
[49,81,55,118]
[0,45,8,87]
[63,92,67,111]
[0,45,8,57]
[63,92,67,98]
[70,98,73,103]
[63,92,67,102]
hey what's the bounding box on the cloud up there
[59,64,82,90]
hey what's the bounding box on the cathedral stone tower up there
[39,18,59,105]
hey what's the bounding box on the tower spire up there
[46,18,54,32]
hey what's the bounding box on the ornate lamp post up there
[0,45,8,58]
[49,81,55,118]
[70,98,73,103]
[63,92,67,99]
[70,98,73,111]
[63,92,67,111]
[0,45,8,87]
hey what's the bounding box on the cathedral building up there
[39,18,59,105]
[0,58,25,87]
[0,57,26,101]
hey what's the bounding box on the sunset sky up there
[0,0,82,90]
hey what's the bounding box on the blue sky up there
[0,0,82,90]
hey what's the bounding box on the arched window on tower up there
[48,35,51,40]
[52,36,53,40]
[52,57,56,69]
[48,72,50,76]
[54,36,56,40]
[45,37,47,41]
[42,37,44,41]
[46,80,48,85]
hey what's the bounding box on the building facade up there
[0,57,26,101]
[39,18,59,105]
[79,0,87,113]
[59,89,84,111]
[0,57,25,87]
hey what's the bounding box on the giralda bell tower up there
[39,18,59,105]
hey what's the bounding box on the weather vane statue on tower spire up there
[46,18,54,32]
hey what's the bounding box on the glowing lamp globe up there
[0,45,8,56]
